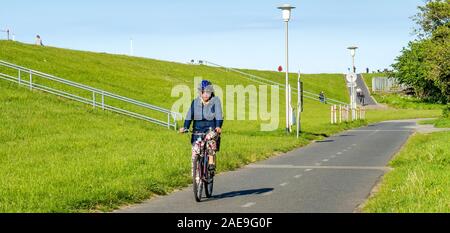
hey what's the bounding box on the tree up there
[392,40,443,102]
[427,26,450,103]
[413,0,450,38]
[392,0,449,103]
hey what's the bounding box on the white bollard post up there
[352,107,356,121]
[334,105,337,124]
[342,106,347,122]
[331,105,334,124]
[343,106,347,122]
[346,106,349,122]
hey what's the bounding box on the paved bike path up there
[117,120,418,213]
[346,74,377,106]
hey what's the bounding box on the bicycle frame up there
[193,132,209,182]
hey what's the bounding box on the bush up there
[443,104,450,118]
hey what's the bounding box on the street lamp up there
[278,4,295,133]
[347,46,358,73]
[347,46,358,119]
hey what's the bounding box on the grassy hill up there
[0,41,441,212]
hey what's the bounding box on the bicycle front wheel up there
[204,172,214,198]
[192,157,203,202]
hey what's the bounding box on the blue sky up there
[1,0,424,73]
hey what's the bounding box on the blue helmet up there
[198,80,214,92]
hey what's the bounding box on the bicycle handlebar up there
[180,128,221,136]
[180,129,191,134]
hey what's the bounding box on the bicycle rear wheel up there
[193,156,203,202]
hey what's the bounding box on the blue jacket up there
[183,96,224,133]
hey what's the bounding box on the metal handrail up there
[204,60,349,106]
[0,60,181,130]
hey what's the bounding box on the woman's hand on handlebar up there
[179,127,220,134]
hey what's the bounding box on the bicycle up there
[182,128,219,202]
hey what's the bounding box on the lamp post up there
[347,46,358,73]
[347,46,358,119]
[297,70,302,138]
[278,4,295,133]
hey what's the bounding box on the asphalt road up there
[117,120,417,213]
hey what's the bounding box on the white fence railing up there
[372,77,408,93]
[0,60,181,130]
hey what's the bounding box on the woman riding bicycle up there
[179,80,223,175]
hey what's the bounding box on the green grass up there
[419,118,450,128]
[366,108,441,123]
[372,93,444,110]
[0,41,441,212]
[363,131,450,213]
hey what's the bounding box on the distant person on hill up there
[319,91,326,104]
[356,87,365,105]
[35,35,44,46]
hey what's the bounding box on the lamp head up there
[347,46,358,57]
[278,4,296,22]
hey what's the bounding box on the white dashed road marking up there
[322,159,329,162]
[280,182,288,187]
[349,130,411,132]
[247,164,391,171]
[294,174,302,178]
[242,202,256,208]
